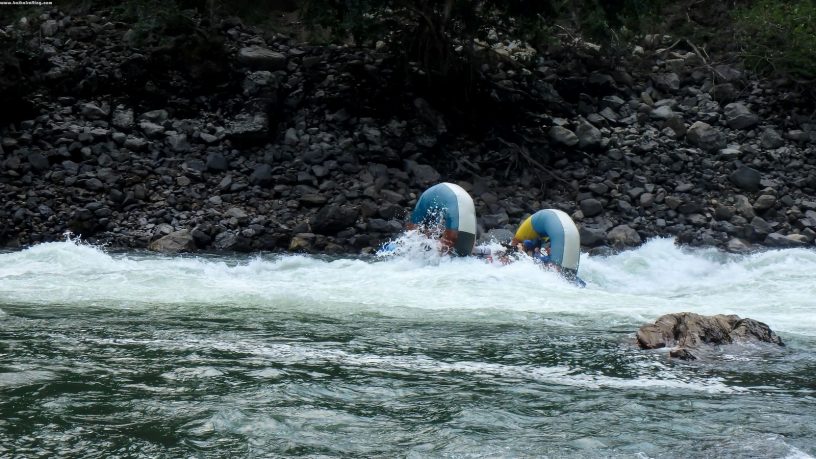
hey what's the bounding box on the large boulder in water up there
[637,312,783,360]
[148,229,196,253]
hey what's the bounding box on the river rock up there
[80,103,108,120]
[112,107,134,129]
[576,120,602,149]
[311,205,359,235]
[227,112,269,142]
[686,121,726,152]
[607,224,641,247]
[206,152,228,171]
[549,126,579,147]
[729,166,762,191]
[753,194,776,211]
[405,160,440,187]
[652,73,680,92]
[238,46,287,70]
[28,152,49,171]
[765,232,808,247]
[249,164,273,186]
[760,128,784,149]
[148,229,196,253]
[637,312,784,360]
[724,102,759,130]
[579,198,603,217]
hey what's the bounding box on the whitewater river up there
[1,237,814,458]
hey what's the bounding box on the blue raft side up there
[410,183,461,231]
[529,209,568,267]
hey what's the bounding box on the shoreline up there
[2,8,815,255]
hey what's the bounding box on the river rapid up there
[1,237,814,458]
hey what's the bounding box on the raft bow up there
[513,209,582,281]
[409,182,477,256]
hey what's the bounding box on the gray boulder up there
[249,164,274,187]
[238,46,287,70]
[405,160,441,187]
[760,128,785,149]
[148,229,196,253]
[765,232,808,247]
[311,205,359,235]
[549,126,579,147]
[724,102,759,130]
[637,312,784,360]
[576,120,602,149]
[686,121,726,152]
[729,165,762,191]
[206,152,229,171]
[81,103,108,120]
[579,198,603,218]
[112,107,134,129]
[227,113,269,142]
[652,73,680,92]
[579,225,606,247]
[753,194,776,212]
[607,224,641,247]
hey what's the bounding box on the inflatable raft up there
[409,182,477,256]
[513,209,583,284]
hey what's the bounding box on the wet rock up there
[637,312,784,359]
[289,233,314,251]
[765,232,808,247]
[148,229,196,253]
[213,231,250,251]
[607,224,641,247]
[726,237,752,252]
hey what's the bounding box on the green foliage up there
[735,0,816,80]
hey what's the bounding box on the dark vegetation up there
[2,0,815,126]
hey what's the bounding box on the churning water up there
[1,237,814,458]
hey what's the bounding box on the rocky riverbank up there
[1,9,815,254]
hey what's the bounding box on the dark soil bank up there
[2,9,816,255]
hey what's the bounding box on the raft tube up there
[410,182,477,256]
[513,209,582,280]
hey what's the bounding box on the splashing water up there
[1,239,814,457]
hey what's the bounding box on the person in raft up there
[517,238,552,265]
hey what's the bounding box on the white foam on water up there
[1,237,815,336]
